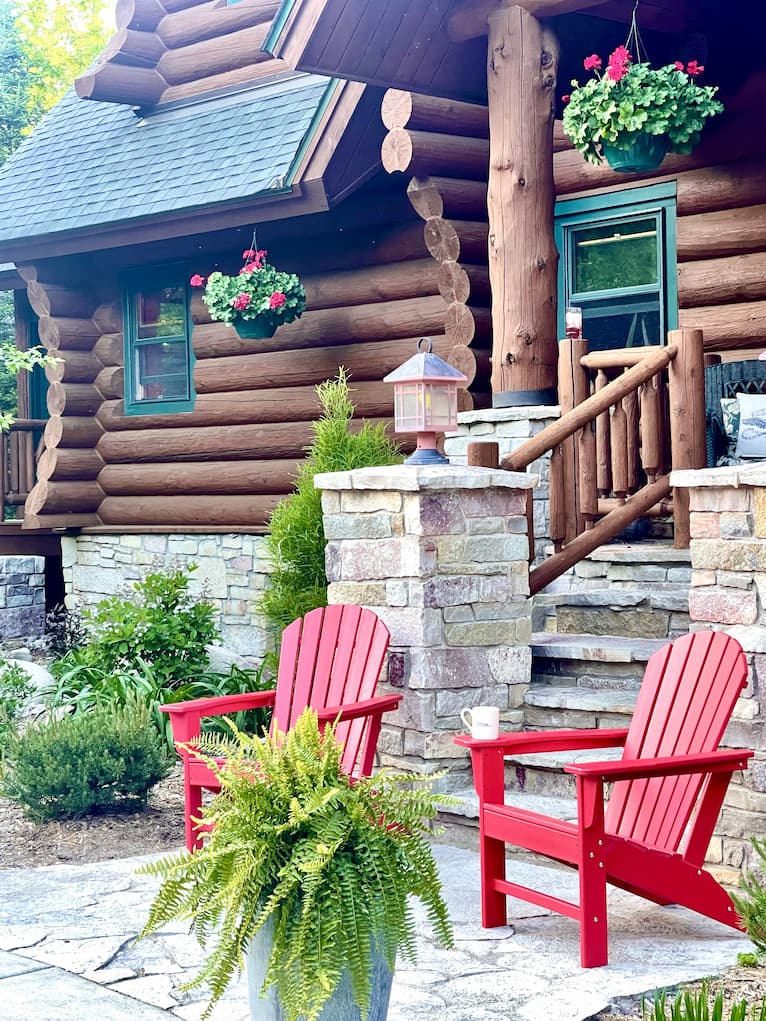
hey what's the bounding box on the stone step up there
[504,746,625,798]
[533,584,690,639]
[531,631,665,691]
[523,683,638,731]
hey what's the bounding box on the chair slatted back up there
[272,605,390,776]
[606,630,747,851]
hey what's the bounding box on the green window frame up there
[123,268,195,416]
[555,182,678,352]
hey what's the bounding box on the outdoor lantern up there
[383,337,468,465]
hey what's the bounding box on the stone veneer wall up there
[444,406,558,563]
[61,534,273,660]
[0,556,45,646]
[672,462,766,883]
[315,464,536,785]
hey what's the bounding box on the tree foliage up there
[0,0,31,163]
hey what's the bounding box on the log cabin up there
[0,0,763,649]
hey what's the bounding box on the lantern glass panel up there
[424,383,457,429]
[394,382,426,431]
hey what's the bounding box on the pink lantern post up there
[383,337,468,465]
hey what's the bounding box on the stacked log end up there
[22,272,105,527]
[381,89,497,404]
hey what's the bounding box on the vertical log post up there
[557,337,588,542]
[486,5,559,406]
[667,328,706,548]
[595,369,612,495]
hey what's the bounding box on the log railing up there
[468,328,707,595]
[1,419,46,519]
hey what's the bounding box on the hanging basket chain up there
[624,0,649,64]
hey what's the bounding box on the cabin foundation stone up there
[315,463,537,784]
[60,533,273,660]
[0,556,45,646]
[672,462,766,879]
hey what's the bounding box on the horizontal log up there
[382,90,489,137]
[108,26,166,63]
[26,281,95,320]
[98,495,281,527]
[424,217,488,264]
[444,303,491,345]
[93,333,124,366]
[193,335,454,393]
[115,0,165,32]
[302,259,441,311]
[580,346,664,370]
[678,252,766,308]
[444,344,490,387]
[75,63,165,104]
[99,459,299,495]
[158,24,271,85]
[382,129,489,180]
[25,479,104,516]
[91,304,122,336]
[158,0,279,48]
[192,293,448,358]
[96,381,396,430]
[438,262,491,305]
[97,416,398,464]
[22,512,102,530]
[407,176,487,222]
[676,158,766,216]
[37,448,104,483]
[44,415,104,450]
[38,316,99,352]
[160,56,286,105]
[47,382,102,417]
[44,350,101,385]
[676,204,766,262]
[95,366,125,400]
[598,497,673,517]
[679,300,766,351]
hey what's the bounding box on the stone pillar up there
[0,555,45,648]
[672,462,766,882]
[315,464,536,785]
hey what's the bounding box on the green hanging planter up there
[601,133,670,174]
[234,317,277,339]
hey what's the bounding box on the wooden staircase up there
[440,541,693,849]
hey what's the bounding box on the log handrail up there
[501,344,678,472]
[1,419,46,515]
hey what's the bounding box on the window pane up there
[135,341,189,401]
[573,217,658,294]
[581,295,661,352]
[136,286,185,339]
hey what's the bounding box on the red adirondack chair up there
[162,604,401,852]
[455,630,753,967]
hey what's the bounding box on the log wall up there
[23,182,472,527]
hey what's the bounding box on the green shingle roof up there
[0,74,332,245]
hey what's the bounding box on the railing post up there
[667,328,706,549]
[558,337,589,543]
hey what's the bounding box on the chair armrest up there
[453,727,629,755]
[316,693,402,724]
[159,690,277,745]
[565,747,753,782]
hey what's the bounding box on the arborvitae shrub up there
[260,370,400,636]
[3,699,172,821]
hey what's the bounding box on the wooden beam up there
[486,6,559,403]
[75,62,166,104]
[158,0,279,48]
[449,0,606,43]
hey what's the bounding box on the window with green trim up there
[555,183,678,352]
[123,271,195,415]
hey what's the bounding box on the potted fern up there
[139,709,454,1021]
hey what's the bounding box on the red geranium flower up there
[607,64,629,82]
[608,45,632,68]
[686,60,704,76]
[242,249,256,259]
[583,54,602,71]
[674,61,685,71]
[562,94,570,104]
[189,274,205,287]
[269,291,287,310]
[232,293,251,310]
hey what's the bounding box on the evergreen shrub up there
[3,698,171,821]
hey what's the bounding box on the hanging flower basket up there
[601,132,670,174]
[190,248,305,337]
[234,317,277,340]
[562,44,723,172]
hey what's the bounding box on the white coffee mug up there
[460,705,500,740]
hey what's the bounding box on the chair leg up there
[185,779,204,853]
[480,834,508,928]
[578,849,608,967]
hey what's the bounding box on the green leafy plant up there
[55,563,219,689]
[45,602,87,659]
[192,248,305,330]
[643,982,766,1020]
[562,47,723,165]
[261,369,401,637]
[732,836,766,955]
[140,709,454,1021]
[0,659,34,757]
[2,697,172,821]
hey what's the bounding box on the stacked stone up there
[0,556,45,644]
[61,533,273,660]
[672,462,766,884]
[444,405,558,562]
[316,464,536,784]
